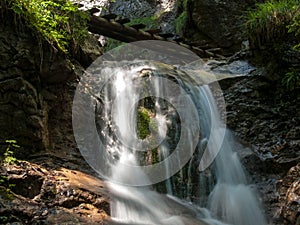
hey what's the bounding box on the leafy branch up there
[7,0,89,53]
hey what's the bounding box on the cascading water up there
[90,60,266,225]
[73,55,266,225]
[196,86,266,225]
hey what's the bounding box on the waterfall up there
[196,86,266,225]
[73,59,266,225]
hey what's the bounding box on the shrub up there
[245,0,300,93]
[245,0,300,49]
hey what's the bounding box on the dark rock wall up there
[222,74,300,224]
[184,0,263,54]
[0,10,101,154]
[0,17,49,153]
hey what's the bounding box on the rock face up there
[185,0,258,54]
[223,75,300,172]
[221,70,300,224]
[0,9,101,153]
[0,19,50,152]
[108,0,177,33]
[109,0,156,19]
[0,2,299,224]
[0,85,46,152]
[0,161,109,224]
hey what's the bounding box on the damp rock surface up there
[0,161,109,224]
[223,74,300,224]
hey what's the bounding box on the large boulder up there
[184,0,259,54]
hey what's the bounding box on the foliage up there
[245,0,300,49]
[175,11,187,34]
[1,140,19,165]
[7,0,88,53]
[245,0,300,93]
[0,215,9,223]
[0,180,15,201]
[282,68,300,91]
[287,10,300,50]
[0,140,18,202]
[104,38,125,52]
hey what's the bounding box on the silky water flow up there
[87,61,267,225]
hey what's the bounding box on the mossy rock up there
[137,107,151,139]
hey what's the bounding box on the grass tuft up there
[245,0,300,49]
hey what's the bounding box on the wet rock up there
[224,75,300,166]
[9,174,44,199]
[278,163,300,225]
[223,71,300,224]
[0,7,102,153]
[0,161,109,224]
[252,34,300,75]
[211,60,256,75]
[77,34,103,68]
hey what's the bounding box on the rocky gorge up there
[0,0,299,224]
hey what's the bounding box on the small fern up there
[2,140,19,165]
[282,68,300,91]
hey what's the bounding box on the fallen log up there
[88,15,225,59]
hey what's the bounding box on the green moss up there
[137,107,151,140]
[0,215,9,223]
[0,140,19,201]
[104,38,125,52]
[126,16,159,30]
[175,11,187,34]
[174,0,189,34]
[6,0,88,53]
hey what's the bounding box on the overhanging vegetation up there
[4,0,88,53]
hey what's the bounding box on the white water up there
[97,61,266,225]
[197,86,266,225]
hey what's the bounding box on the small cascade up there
[196,86,266,225]
[159,138,174,195]
[75,59,266,225]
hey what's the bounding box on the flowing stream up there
[80,60,266,225]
